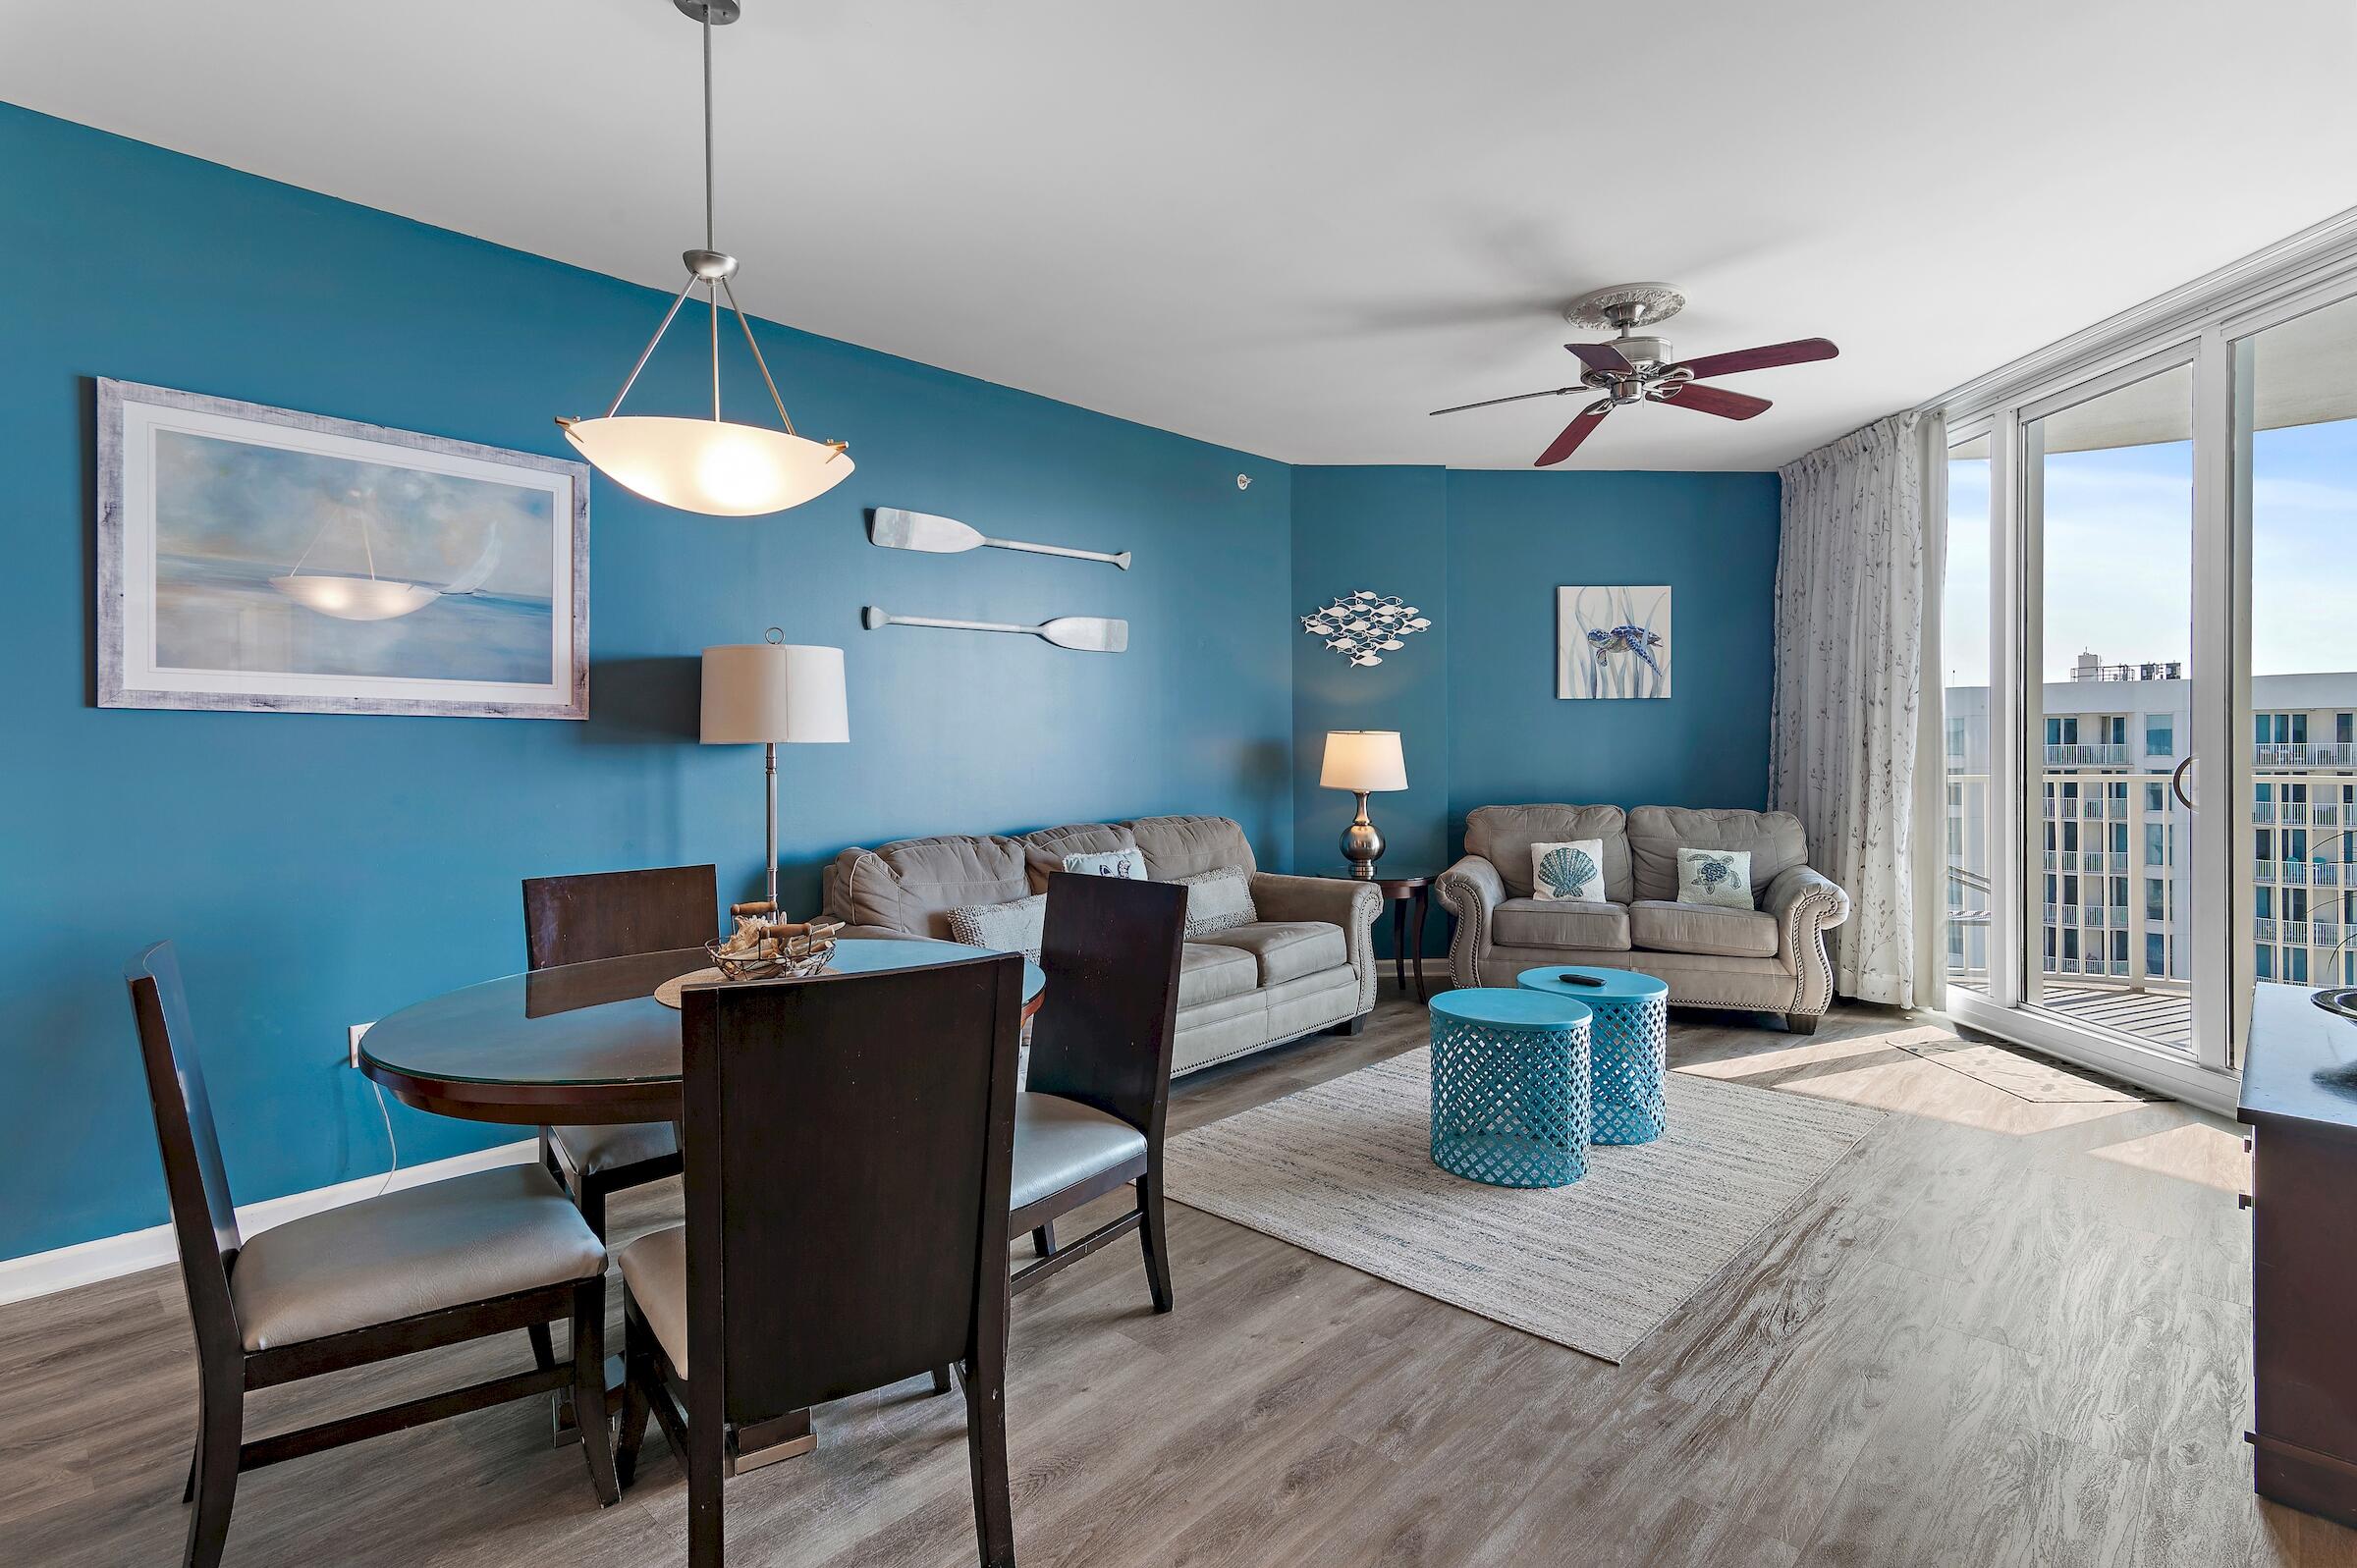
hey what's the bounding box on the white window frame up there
[1930,207,2357,1113]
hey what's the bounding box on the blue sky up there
[1941,417,2357,688]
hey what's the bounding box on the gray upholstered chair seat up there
[1628,899,1781,958]
[614,1224,691,1377]
[1178,943,1260,1007]
[1491,897,1630,951]
[1193,921,1346,987]
[229,1162,605,1351]
[1011,1092,1147,1212]
[550,1120,678,1176]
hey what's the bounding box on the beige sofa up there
[822,815,1381,1076]
[1434,804,1851,1032]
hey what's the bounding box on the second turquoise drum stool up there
[1427,988,1592,1187]
[1517,966,1670,1144]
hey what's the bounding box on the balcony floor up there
[2037,982,2193,1050]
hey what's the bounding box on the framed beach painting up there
[1558,584,1672,700]
[96,379,588,720]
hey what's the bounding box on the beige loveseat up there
[822,815,1381,1076]
[1434,804,1851,1032]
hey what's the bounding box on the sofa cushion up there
[1464,804,1631,901]
[1490,898,1631,951]
[1124,815,1257,880]
[1628,898,1781,958]
[1179,943,1260,1007]
[828,835,1030,937]
[1195,920,1347,987]
[1019,822,1135,892]
[1626,806,1806,904]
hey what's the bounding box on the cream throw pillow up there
[1676,847,1754,910]
[1530,839,1606,902]
[945,892,1047,961]
[1173,866,1257,935]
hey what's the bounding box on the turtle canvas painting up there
[1558,584,1672,699]
[97,380,588,719]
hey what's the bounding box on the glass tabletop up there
[360,938,1046,1093]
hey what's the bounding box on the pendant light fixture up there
[557,0,851,516]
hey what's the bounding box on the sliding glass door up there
[2232,288,2357,1032]
[1940,257,2357,1098]
[2021,356,2198,1054]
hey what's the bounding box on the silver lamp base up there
[1340,791,1385,880]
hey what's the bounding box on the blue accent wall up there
[1287,468,1782,958]
[1289,468,1451,902]
[1445,470,1782,823]
[0,104,1294,1262]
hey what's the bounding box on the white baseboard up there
[0,1139,539,1308]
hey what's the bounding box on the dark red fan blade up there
[1670,337,1837,381]
[1657,383,1772,420]
[1565,341,1634,375]
[1536,406,1611,465]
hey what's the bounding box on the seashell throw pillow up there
[1530,839,1607,902]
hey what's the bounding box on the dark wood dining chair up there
[127,942,616,1568]
[1010,872,1188,1310]
[522,863,716,1238]
[611,953,1027,1568]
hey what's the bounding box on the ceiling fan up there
[1429,284,1837,465]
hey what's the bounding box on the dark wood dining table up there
[356,936,1047,1462]
[358,937,1047,1127]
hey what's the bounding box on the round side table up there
[1516,966,1670,1145]
[1309,868,1434,1000]
[1427,988,1592,1188]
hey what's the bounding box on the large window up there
[1936,236,2357,1090]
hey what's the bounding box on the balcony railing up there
[2257,860,2278,884]
[2257,918,2278,943]
[2283,802,2312,826]
[2257,742,2357,768]
[2254,802,2275,824]
[2284,861,2312,887]
[2046,743,2130,767]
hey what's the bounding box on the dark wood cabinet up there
[2240,985,2357,1527]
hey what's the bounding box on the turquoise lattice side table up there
[1427,988,1592,1188]
[1516,966,1670,1144]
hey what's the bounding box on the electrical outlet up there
[349,1021,373,1069]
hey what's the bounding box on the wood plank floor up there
[3,992,2346,1567]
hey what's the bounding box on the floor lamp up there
[700,634,849,912]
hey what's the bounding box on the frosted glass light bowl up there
[562,415,853,516]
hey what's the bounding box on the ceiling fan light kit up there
[558,0,852,516]
[1430,281,1838,465]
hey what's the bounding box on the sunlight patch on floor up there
[1678,1025,2154,1136]
[2089,1120,2251,1194]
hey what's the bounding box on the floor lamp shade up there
[701,640,848,913]
[700,643,849,744]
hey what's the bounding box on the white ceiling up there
[7,0,2356,471]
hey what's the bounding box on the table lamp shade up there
[700,643,849,744]
[1320,730,1407,792]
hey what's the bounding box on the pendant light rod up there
[703,4,716,250]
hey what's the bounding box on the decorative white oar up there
[869,508,1131,570]
[861,605,1128,653]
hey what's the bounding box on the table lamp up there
[701,632,849,913]
[1321,730,1407,879]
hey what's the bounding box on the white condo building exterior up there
[1946,657,2357,1027]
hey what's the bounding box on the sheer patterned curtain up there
[1770,409,1946,1008]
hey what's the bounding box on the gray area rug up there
[1888,1026,2168,1103]
[1165,1049,1884,1364]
